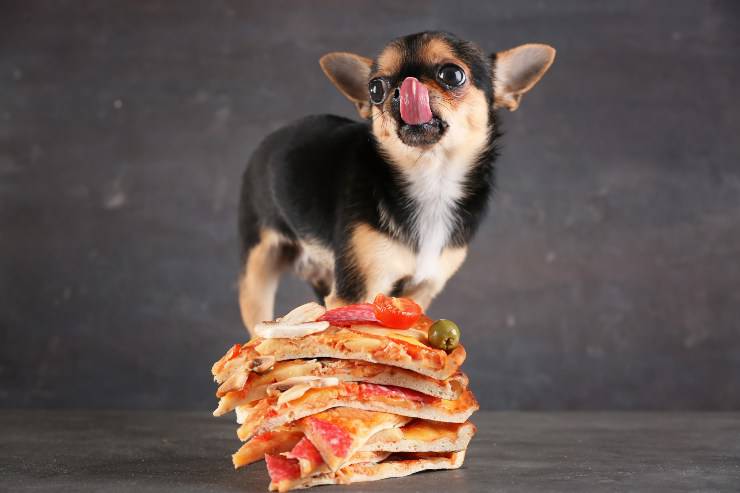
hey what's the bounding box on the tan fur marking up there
[375,43,403,76]
[294,238,334,293]
[403,247,467,310]
[239,229,287,336]
[420,38,458,67]
[350,223,417,299]
[324,224,468,310]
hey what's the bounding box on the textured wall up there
[2,0,739,410]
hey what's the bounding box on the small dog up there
[238,31,555,334]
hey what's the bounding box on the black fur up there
[239,32,500,303]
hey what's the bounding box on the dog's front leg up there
[325,223,416,309]
[402,246,468,310]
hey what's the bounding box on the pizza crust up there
[269,451,466,492]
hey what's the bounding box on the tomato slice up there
[318,303,379,327]
[372,294,422,329]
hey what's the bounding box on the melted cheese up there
[400,421,461,441]
[348,326,429,348]
[272,377,340,406]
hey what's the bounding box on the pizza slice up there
[230,426,304,468]
[298,408,409,472]
[235,382,478,441]
[232,407,407,472]
[214,358,469,416]
[232,418,475,468]
[212,325,466,383]
[280,436,391,478]
[267,451,466,492]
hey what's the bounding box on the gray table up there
[1,411,738,492]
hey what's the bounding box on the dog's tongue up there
[399,77,433,125]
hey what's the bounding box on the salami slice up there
[318,303,379,327]
[265,454,300,483]
[358,383,439,404]
[303,417,352,458]
[285,436,323,468]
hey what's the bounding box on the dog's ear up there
[492,44,556,111]
[320,52,373,119]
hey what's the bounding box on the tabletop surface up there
[1,410,738,492]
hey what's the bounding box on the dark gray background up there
[2,0,739,410]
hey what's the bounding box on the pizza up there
[211,296,478,491]
[234,381,478,441]
[212,325,466,383]
[214,358,469,416]
[234,418,475,468]
[267,451,466,492]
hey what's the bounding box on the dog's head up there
[320,32,555,166]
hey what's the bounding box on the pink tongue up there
[399,77,433,125]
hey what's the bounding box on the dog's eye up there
[368,78,386,104]
[437,64,466,88]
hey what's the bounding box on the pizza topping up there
[267,376,340,396]
[278,302,327,325]
[265,454,301,483]
[372,294,422,329]
[318,303,379,327]
[254,320,330,339]
[303,417,352,458]
[275,384,312,407]
[428,319,461,352]
[348,326,429,347]
[284,436,324,468]
[225,343,243,361]
[358,383,439,404]
[247,356,276,373]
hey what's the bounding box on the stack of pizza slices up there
[211,295,478,492]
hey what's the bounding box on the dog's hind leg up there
[238,228,289,336]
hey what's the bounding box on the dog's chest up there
[403,154,467,283]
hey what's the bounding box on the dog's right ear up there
[320,52,373,119]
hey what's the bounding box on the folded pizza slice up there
[232,408,408,470]
[230,425,304,467]
[297,408,409,472]
[235,381,478,441]
[361,419,476,453]
[212,325,466,384]
[281,437,391,478]
[214,358,468,416]
[267,451,466,492]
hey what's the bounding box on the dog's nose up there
[399,77,433,125]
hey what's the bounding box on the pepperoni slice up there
[285,436,323,468]
[317,303,379,327]
[265,454,300,483]
[358,383,439,404]
[303,417,352,458]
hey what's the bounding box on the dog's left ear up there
[320,52,373,119]
[492,44,556,111]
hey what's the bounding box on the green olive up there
[428,319,461,352]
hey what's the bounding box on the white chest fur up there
[402,150,468,284]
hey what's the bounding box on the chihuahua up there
[238,31,555,334]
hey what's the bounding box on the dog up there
[238,31,555,335]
